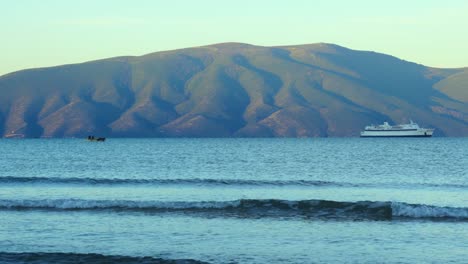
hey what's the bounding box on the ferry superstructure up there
[360,121,434,137]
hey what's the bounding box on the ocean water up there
[0,138,467,263]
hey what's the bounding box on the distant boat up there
[360,120,434,137]
[87,136,106,142]
[4,133,25,139]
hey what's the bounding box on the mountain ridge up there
[1,42,467,138]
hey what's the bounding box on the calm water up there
[0,138,467,263]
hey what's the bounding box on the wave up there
[0,252,206,264]
[2,176,467,189]
[0,176,350,187]
[391,202,468,219]
[1,198,467,221]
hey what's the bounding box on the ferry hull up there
[360,134,433,137]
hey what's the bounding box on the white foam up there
[391,202,468,219]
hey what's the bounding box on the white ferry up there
[360,120,434,137]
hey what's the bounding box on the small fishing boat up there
[87,136,106,142]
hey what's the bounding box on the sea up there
[0,138,467,263]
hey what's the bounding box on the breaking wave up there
[1,198,467,221]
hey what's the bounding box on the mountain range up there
[0,42,467,138]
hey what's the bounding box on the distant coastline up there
[0,43,466,138]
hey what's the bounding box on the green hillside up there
[0,43,467,137]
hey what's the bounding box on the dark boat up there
[87,136,106,142]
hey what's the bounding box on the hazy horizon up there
[2,0,468,76]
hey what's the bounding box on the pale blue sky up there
[1,0,468,76]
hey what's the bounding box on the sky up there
[1,0,468,76]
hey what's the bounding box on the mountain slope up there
[0,43,467,137]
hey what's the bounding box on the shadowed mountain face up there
[0,43,467,138]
